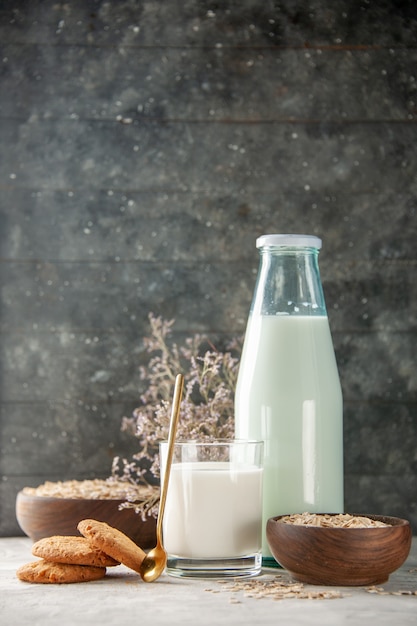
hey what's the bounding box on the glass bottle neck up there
[251,246,327,316]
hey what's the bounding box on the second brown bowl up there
[266,513,412,586]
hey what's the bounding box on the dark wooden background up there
[1,0,416,534]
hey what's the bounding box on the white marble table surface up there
[1,537,416,626]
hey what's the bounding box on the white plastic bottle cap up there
[256,234,322,249]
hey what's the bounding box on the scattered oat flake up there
[206,575,343,601]
[391,590,417,596]
[278,512,390,528]
[366,586,389,595]
[366,585,417,596]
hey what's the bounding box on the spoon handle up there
[157,373,184,538]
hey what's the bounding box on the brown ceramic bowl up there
[266,513,412,586]
[16,491,157,549]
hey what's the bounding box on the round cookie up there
[32,535,119,567]
[17,560,106,584]
[78,519,146,574]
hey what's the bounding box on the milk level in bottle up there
[234,234,344,564]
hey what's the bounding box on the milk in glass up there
[163,462,263,558]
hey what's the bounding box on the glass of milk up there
[160,439,264,578]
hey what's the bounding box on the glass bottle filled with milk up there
[234,234,344,564]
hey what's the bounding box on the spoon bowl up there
[139,541,167,583]
[139,373,184,582]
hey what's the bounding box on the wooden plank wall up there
[0,0,416,534]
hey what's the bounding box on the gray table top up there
[1,537,416,625]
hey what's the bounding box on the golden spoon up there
[139,373,184,582]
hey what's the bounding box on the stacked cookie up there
[17,519,147,584]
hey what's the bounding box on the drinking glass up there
[160,439,263,578]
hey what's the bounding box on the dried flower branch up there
[111,313,241,517]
